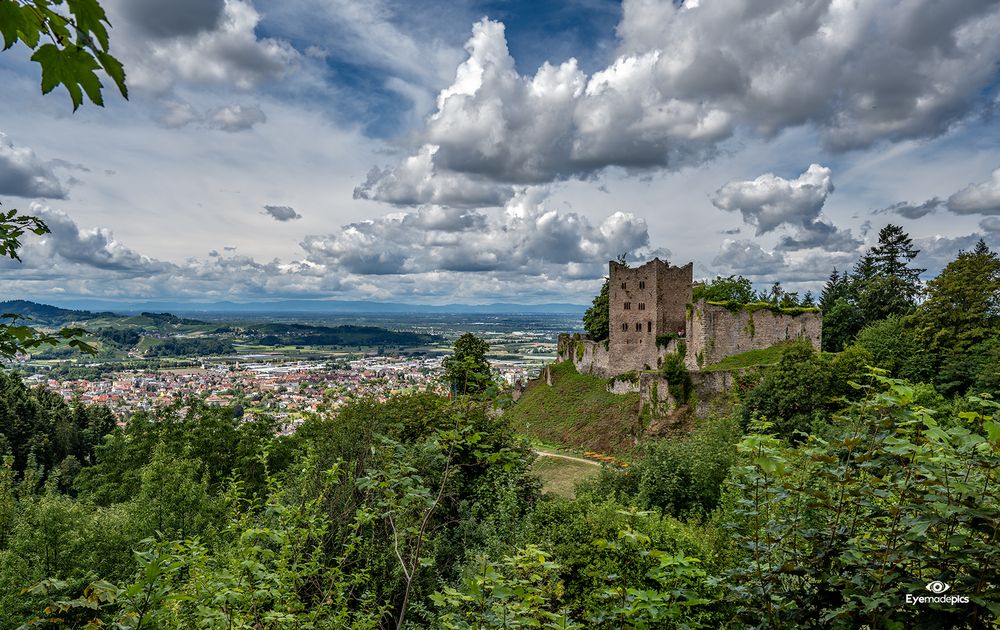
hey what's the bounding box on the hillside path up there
[533,449,601,466]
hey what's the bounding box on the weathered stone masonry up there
[685,300,822,371]
[608,258,693,374]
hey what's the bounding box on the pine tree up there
[819,269,851,313]
[869,224,925,283]
[853,224,925,322]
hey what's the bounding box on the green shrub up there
[739,342,835,440]
[853,315,933,382]
[655,333,678,348]
[723,375,1000,627]
[661,352,692,404]
[635,416,741,519]
[521,497,727,624]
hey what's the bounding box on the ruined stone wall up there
[557,334,613,378]
[685,300,822,370]
[639,372,676,420]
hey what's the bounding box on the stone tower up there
[608,258,693,373]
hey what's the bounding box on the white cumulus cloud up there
[947,168,1000,215]
[358,2,1000,206]
[711,164,859,252]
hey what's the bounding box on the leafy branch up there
[0,0,127,109]
[0,204,96,358]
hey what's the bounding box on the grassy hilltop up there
[505,360,641,454]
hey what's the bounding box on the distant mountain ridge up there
[0,300,117,325]
[24,298,588,315]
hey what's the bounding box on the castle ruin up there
[559,258,823,378]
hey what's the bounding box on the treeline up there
[249,323,440,347]
[144,337,234,357]
[818,227,999,396]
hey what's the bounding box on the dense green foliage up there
[0,351,997,628]
[660,351,692,404]
[820,224,926,351]
[911,240,1000,395]
[693,275,756,304]
[586,415,742,520]
[250,323,441,347]
[143,336,234,357]
[582,277,610,341]
[93,327,141,347]
[442,333,494,396]
[726,378,1000,627]
[0,371,114,479]
[740,341,871,440]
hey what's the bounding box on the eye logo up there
[926,581,951,594]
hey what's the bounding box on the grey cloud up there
[157,101,267,132]
[775,221,862,253]
[157,101,200,128]
[980,217,1000,232]
[947,168,1000,215]
[876,168,1000,219]
[0,206,173,276]
[263,205,302,221]
[224,246,237,251]
[114,0,298,93]
[37,208,171,274]
[877,198,946,219]
[354,151,512,208]
[118,0,225,39]
[360,3,1000,205]
[0,133,68,199]
[712,240,786,277]
[208,249,220,257]
[712,164,833,235]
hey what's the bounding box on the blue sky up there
[1,0,999,305]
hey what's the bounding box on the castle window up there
[621,322,628,331]
[639,281,645,289]
[621,282,626,289]
[647,321,652,332]
[638,302,645,311]
[623,302,631,310]
[635,322,641,332]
